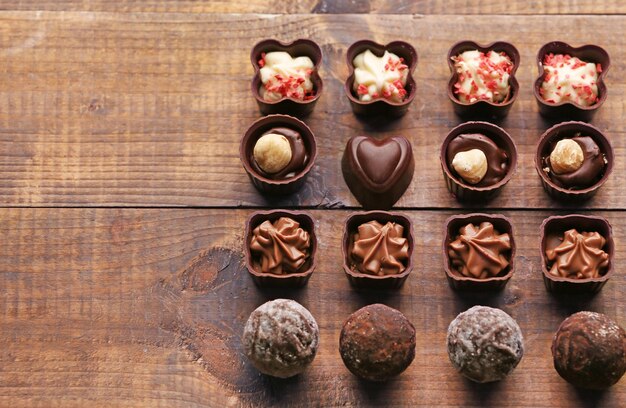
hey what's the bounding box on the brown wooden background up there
[0,1,624,407]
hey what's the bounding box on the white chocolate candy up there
[540,54,599,107]
[259,52,315,102]
[253,133,292,174]
[352,50,408,103]
[452,149,488,185]
[452,50,513,104]
[550,139,584,175]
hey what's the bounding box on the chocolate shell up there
[440,121,517,202]
[534,121,613,201]
[251,39,323,116]
[540,214,614,293]
[344,40,418,117]
[342,135,414,210]
[241,114,317,195]
[443,213,515,291]
[533,42,610,121]
[244,210,317,287]
[342,211,414,289]
[447,41,520,119]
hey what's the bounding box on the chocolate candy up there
[448,222,511,279]
[447,306,524,383]
[250,127,308,180]
[543,136,606,190]
[546,229,608,279]
[350,220,409,276]
[446,133,509,187]
[552,311,626,390]
[341,135,415,210]
[340,304,415,382]
[250,217,310,275]
[243,299,319,378]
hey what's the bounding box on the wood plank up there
[0,1,625,15]
[1,12,625,209]
[0,208,624,407]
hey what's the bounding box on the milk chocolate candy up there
[244,210,317,287]
[540,214,614,293]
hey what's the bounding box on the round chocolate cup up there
[443,213,515,291]
[533,42,610,121]
[534,121,613,202]
[447,41,520,119]
[244,210,317,287]
[342,211,414,289]
[540,215,614,294]
[251,39,323,117]
[240,114,317,195]
[440,121,518,202]
[344,40,418,118]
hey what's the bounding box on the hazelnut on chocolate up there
[451,149,488,185]
[549,139,584,174]
[543,135,606,190]
[253,133,292,174]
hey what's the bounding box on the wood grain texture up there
[0,1,625,14]
[1,12,625,209]
[0,208,623,407]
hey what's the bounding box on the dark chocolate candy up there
[340,304,415,382]
[544,136,606,190]
[341,135,414,210]
[447,133,509,187]
[552,311,625,390]
[251,127,308,180]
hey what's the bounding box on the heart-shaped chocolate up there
[342,135,415,209]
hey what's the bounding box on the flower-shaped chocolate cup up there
[540,215,614,294]
[534,121,613,202]
[440,121,518,202]
[244,210,317,287]
[240,114,317,195]
[342,211,414,289]
[344,40,418,117]
[443,213,515,291]
[251,39,323,117]
[533,42,610,121]
[447,41,520,119]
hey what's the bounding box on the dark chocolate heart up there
[342,135,415,210]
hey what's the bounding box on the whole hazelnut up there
[253,133,292,174]
[451,149,488,185]
[549,139,584,175]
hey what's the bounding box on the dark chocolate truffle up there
[552,311,626,390]
[447,306,524,383]
[243,299,319,378]
[340,304,415,381]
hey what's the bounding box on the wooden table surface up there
[0,1,624,407]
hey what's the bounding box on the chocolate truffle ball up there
[243,299,319,378]
[552,311,626,390]
[339,304,415,381]
[447,306,524,383]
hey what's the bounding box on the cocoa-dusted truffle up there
[447,306,524,383]
[243,299,319,378]
[552,311,626,390]
[340,304,415,381]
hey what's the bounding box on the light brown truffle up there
[243,299,319,378]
